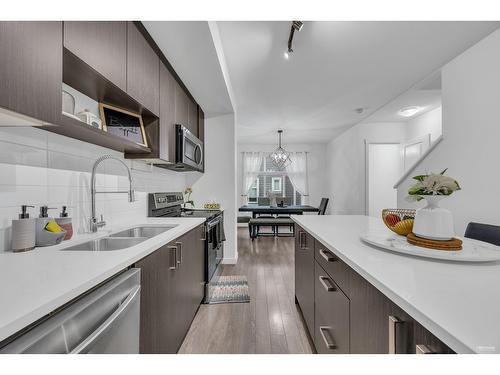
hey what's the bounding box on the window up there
[271,177,282,192]
[248,180,258,203]
[246,154,302,205]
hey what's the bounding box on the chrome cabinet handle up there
[176,241,183,265]
[416,345,435,354]
[319,248,337,262]
[201,228,206,241]
[168,245,177,270]
[319,326,337,349]
[388,315,403,354]
[299,231,307,249]
[319,276,336,292]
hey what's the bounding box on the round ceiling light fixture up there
[398,106,421,117]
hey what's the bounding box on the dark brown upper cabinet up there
[127,22,160,116]
[187,98,198,136]
[174,81,189,130]
[63,22,127,91]
[0,22,62,125]
[198,106,205,142]
[158,63,176,163]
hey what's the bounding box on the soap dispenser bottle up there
[35,206,59,247]
[55,206,73,240]
[11,205,36,252]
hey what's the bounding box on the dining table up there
[238,204,320,218]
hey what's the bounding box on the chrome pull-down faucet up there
[90,155,135,233]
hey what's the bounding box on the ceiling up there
[362,72,442,123]
[215,21,499,144]
[143,21,234,118]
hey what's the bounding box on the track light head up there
[286,21,303,59]
[292,21,304,32]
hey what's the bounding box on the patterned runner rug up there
[205,275,250,304]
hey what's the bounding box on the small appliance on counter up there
[148,192,224,299]
[76,109,101,129]
[11,205,36,252]
[36,206,66,247]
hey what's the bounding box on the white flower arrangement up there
[407,169,461,202]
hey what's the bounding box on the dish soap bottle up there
[11,205,36,252]
[36,206,61,247]
[55,206,73,240]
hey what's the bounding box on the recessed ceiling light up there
[398,106,421,117]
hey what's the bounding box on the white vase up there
[413,195,454,240]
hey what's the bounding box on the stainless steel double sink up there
[62,225,178,251]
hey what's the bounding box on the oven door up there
[176,125,203,171]
[206,216,223,282]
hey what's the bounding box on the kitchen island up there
[292,214,500,354]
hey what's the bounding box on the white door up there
[367,143,402,217]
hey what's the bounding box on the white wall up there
[0,127,186,252]
[325,122,407,215]
[186,114,237,264]
[237,143,327,210]
[406,106,442,143]
[397,29,500,235]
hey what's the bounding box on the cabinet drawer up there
[314,261,350,354]
[315,240,350,296]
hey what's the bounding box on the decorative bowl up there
[381,208,416,236]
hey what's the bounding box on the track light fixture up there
[286,21,303,58]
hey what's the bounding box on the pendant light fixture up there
[270,130,291,168]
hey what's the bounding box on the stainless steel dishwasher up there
[0,268,141,354]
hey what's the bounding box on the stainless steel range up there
[148,192,224,294]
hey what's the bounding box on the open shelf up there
[40,47,159,154]
[42,112,152,154]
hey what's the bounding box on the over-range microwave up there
[173,124,204,172]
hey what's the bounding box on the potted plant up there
[408,169,461,240]
[184,187,194,208]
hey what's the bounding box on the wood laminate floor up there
[179,227,313,354]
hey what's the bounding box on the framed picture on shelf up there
[99,103,148,147]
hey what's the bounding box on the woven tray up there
[407,232,463,251]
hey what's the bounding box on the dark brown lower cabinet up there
[135,224,205,353]
[314,261,350,354]
[413,321,455,354]
[296,228,455,354]
[294,225,315,338]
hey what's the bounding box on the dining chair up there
[255,197,274,236]
[464,222,500,247]
[318,198,329,215]
[275,196,294,236]
[257,197,270,206]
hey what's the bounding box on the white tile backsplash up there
[0,127,186,251]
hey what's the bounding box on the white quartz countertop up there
[0,217,205,343]
[292,215,500,354]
